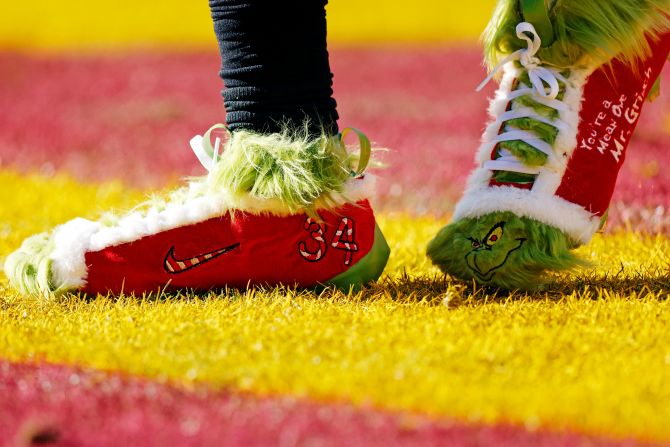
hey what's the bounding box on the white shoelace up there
[189,124,228,173]
[477,22,569,176]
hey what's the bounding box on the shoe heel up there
[324,224,390,291]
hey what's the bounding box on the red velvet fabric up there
[83,200,376,295]
[556,33,670,216]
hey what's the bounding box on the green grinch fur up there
[4,233,58,297]
[209,126,355,213]
[427,213,585,290]
[484,0,670,69]
[428,0,670,289]
[5,127,366,297]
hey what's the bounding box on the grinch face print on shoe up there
[428,212,581,289]
[464,221,525,283]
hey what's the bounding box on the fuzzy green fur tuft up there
[499,140,548,166]
[484,0,670,69]
[427,212,586,290]
[3,232,58,297]
[208,127,357,213]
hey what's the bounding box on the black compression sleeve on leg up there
[209,0,339,135]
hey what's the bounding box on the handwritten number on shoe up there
[331,217,359,265]
[299,217,358,265]
[299,218,328,262]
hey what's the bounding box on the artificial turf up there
[3,1,670,444]
[1,362,656,447]
[2,172,670,443]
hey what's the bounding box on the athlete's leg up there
[210,0,338,135]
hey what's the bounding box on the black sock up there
[209,0,339,136]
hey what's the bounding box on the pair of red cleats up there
[6,23,670,296]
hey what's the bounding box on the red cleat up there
[6,126,390,297]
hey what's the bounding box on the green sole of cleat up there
[324,224,390,291]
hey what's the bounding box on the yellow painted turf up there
[2,171,670,442]
[0,1,496,50]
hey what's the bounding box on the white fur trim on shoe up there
[453,183,602,244]
[50,218,101,290]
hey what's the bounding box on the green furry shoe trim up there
[115,125,376,228]
[4,232,57,297]
[484,0,670,69]
[207,125,370,214]
[427,212,586,290]
[4,217,97,297]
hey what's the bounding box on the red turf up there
[1,50,669,445]
[0,361,658,447]
[0,50,668,225]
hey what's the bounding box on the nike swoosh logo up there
[164,243,240,274]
